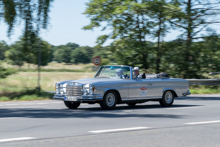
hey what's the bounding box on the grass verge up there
[190,85,220,94]
[0,88,54,101]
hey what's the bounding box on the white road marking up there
[0,137,35,143]
[0,117,19,120]
[89,127,150,133]
[6,104,18,106]
[51,102,61,104]
[35,103,47,105]
[185,120,220,125]
[166,106,202,110]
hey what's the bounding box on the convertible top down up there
[53,65,190,110]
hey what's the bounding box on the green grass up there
[0,72,95,92]
[190,85,220,94]
[0,71,95,101]
[0,89,54,101]
[18,68,87,72]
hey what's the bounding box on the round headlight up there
[83,89,89,95]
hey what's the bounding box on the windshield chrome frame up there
[94,65,133,79]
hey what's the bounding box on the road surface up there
[0,94,220,147]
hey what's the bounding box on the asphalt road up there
[0,94,220,147]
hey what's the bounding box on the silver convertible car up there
[53,65,190,110]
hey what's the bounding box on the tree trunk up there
[156,9,162,74]
[183,0,192,79]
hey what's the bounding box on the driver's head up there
[116,69,123,76]
[133,67,139,76]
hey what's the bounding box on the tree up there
[31,39,52,66]
[0,40,9,60]
[168,0,220,78]
[110,39,155,71]
[5,37,52,67]
[53,43,79,63]
[84,0,153,70]
[147,0,181,73]
[0,0,53,39]
[5,41,24,68]
[0,64,16,81]
[71,46,94,64]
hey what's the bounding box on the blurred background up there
[0,0,220,101]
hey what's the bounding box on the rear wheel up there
[64,101,81,109]
[100,91,117,110]
[159,91,174,107]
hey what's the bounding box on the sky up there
[0,0,220,47]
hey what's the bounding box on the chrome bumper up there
[53,94,103,101]
[182,90,191,96]
[53,94,65,100]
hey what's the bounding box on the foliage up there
[84,0,220,78]
[5,41,25,67]
[110,39,154,71]
[71,46,93,64]
[5,37,51,67]
[0,65,16,80]
[0,89,53,101]
[168,0,220,78]
[0,0,53,46]
[0,41,9,60]
[53,43,79,63]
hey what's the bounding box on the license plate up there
[66,96,78,101]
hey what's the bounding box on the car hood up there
[57,78,124,86]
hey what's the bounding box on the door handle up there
[148,83,152,86]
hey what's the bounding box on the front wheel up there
[64,101,81,109]
[100,91,117,110]
[159,91,174,107]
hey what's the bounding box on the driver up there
[133,67,140,78]
[116,68,124,79]
[133,67,146,79]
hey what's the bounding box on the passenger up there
[133,67,146,79]
[116,68,124,79]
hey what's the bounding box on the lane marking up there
[0,137,35,143]
[5,104,18,106]
[89,127,150,133]
[35,103,47,105]
[51,102,61,104]
[166,107,202,110]
[0,117,19,120]
[185,120,220,125]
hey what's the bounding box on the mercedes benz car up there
[53,65,191,110]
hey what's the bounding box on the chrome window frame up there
[94,65,133,80]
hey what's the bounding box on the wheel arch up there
[162,88,178,98]
[103,89,122,104]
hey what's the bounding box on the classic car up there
[53,65,191,110]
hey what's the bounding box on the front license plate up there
[66,96,78,101]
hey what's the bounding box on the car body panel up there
[53,65,190,103]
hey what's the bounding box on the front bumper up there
[182,90,191,96]
[53,94,103,101]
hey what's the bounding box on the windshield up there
[95,66,131,79]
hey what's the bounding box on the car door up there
[127,79,155,100]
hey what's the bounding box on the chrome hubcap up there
[106,93,116,107]
[165,91,173,104]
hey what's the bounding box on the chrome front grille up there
[66,84,82,96]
